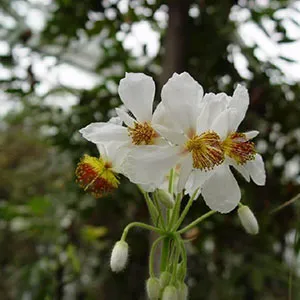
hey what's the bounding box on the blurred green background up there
[1,0,300,299]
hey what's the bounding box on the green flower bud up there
[238,205,259,235]
[177,283,188,300]
[159,271,171,288]
[146,277,161,300]
[162,285,178,300]
[156,189,174,209]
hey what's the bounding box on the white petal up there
[153,124,186,145]
[108,116,122,125]
[118,73,155,122]
[202,92,228,125]
[122,145,180,188]
[116,107,135,127]
[80,122,129,143]
[152,102,176,130]
[161,72,203,134]
[245,154,266,186]
[185,169,214,196]
[211,109,237,139]
[230,159,250,182]
[202,165,241,213]
[244,130,259,140]
[196,103,210,134]
[228,84,249,131]
[97,142,130,173]
[177,155,193,192]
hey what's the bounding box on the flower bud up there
[146,277,161,300]
[162,285,178,300]
[110,240,129,272]
[156,189,174,209]
[238,205,259,235]
[159,271,171,288]
[177,283,188,300]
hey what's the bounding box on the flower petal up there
[245,154,266,186]
[122,145,181,188]
[80,122,129,143]
[244,130,259,140]
[202,92,229,125]
[185,169,214,197]
[97,142,130,173]
[116,107,135,127]
[177,155,193,192]
[211,109,237,139]
[118,73,155,122]
[161,72,203,134]
[229,159,250,182]
[202,165,241,213]
[153,124,187,145]
[228,84,249,131]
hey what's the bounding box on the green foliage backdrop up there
[1,0,300,299]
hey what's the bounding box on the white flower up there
[110,240,129,272]
[79,72,169,151]
[124,72,225,191]
[187,85,266,213]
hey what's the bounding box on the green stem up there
[144,192,160,226]
[168,193,182,231]
[168,168,174,194]
[149,236,165,277]
[153,193,166,230]
[172,189,199,231]
[177,210,217,234]
[160,237,170,273]
[171,236,181,284]
[121,222,164,241]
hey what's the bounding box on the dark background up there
[1,0,300,299]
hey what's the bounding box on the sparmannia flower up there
[186,85,266,213]
[75,142,124,198]
[124,72,225,191]
[79,73,169,149]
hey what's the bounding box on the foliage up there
[1,0,300,299]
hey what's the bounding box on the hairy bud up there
[162,285,178,300]
[177,282,188,300]
[110,240,129,272]
[238,205,259,235]
[146,277,161,300]
[159,271,171,288]
[156,189,174,209]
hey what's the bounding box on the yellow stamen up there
[185,131,224,170]
[75,155,119,198]
[222,132,256,165]
[128,122,157,145]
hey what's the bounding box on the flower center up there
[128,122,157,145]
[185,131,224,170]
[75,155,119,198]
[222,132,256,165]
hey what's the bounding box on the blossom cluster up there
[76,72,265,214]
